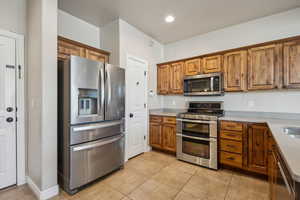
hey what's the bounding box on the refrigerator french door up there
[58,56,125,194]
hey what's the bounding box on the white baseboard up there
[26,176,59,200]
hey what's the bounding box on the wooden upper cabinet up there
[223,51,247,92]
[248,124,269,174]
[169,62,184,94]
[248,44,283,90]
[157,64,170,94]
[58,39,86,59]
[184,58,201,76]
[203,55,222,73]
[58,36,110,62]
[86,49,109,63]
[162,124,176,152]
[283,40,300,89]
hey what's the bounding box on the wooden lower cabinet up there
[149,122,163,149]
[149,115,176,153]
[248,124,269,174]
[162,124,177,152]
[220,121,269,175]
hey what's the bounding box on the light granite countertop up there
[149,108,186,117]
[221,111,300,182]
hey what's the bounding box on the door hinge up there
[18,65,22,79]
[144,103,147,108]
[144,135,146,140]
[144,71,147,76]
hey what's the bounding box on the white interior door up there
[126,56,148,159]
[0,36,17,189]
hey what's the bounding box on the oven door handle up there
[177,119,217,124]
[177,134,217,142]
[278,161,293,195]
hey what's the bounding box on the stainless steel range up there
[176,101,224,170]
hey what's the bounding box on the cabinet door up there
[203,55,222,73]
[86,49,109,63]
[162,124,176,152]
[157,64,170,94]
[248,124,269,174]
[185,59,201,76]
[224,51,247,92]
[284,40,300,88]
[149,122,162,149]
[58,40,86,59]
[170,62,184,94]
[248,44,283,90]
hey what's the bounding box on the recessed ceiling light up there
[165,15,175,23]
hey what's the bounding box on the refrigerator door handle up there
[72,121,122,132]
[99,67,105,117]
[72,134,124,152]
[105,69,112,113]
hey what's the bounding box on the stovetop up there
[177,101,224,121]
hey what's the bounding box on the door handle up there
[6,117,14,123]
[6,107,13,112]
[129,113,134,118]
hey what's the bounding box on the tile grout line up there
[171,169,198,200]
[223,172,234,200]
[123,154,177,199]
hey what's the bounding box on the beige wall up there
[27,0,58,193]
[0,0,26,34]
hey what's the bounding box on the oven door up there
[177,119,217,138]
[176,134,218,169]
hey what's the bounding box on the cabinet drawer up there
[221,121,243,131]
[220,151,243,168]
[150,115,162,123]
[163,117,176,124]
[220,130,243,141]
[220,139,243,154]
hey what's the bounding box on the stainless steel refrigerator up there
[58,56,125,194]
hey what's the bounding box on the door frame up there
[0,29,26,186]
[125,54,149,161]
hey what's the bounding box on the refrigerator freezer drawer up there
[70,120,123,145]
[69,134,125,190]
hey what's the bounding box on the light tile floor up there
[0,151,269,200]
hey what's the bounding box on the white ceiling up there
[58,0,300,44]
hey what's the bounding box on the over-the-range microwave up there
[183,72,224,96]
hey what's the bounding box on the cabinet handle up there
[226,133,237,137]
[226,144,236,148]
[226,157,235,161]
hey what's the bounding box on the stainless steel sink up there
[283,127,300,138]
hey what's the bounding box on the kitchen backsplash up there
[162,90,300,113]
